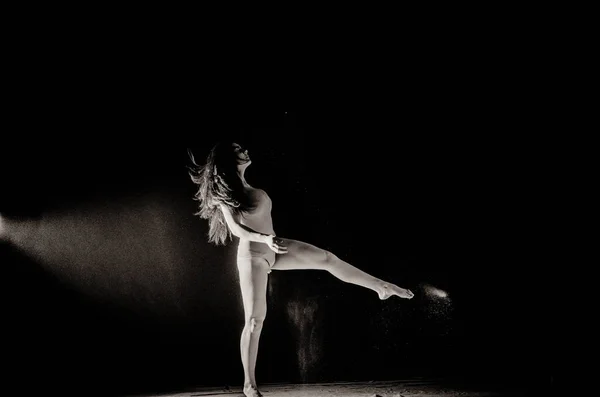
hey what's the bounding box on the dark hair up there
[188,141,253,245]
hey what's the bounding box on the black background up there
[1,61,557,396]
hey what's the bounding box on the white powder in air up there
[424,284,448,299]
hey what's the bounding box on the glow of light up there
[3,194,191,314]
[0,213,4,238]
[423,283,449,299]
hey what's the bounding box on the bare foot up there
[244,384,263,397]
[378,283,414,300]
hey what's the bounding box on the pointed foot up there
[379,284,414,300]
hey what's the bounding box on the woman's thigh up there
[236,256,270,318]
[271,238,330,271]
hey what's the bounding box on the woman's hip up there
[236,246,276,272]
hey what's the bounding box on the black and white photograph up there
[1,91,554,395]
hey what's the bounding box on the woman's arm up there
[219,203,270,243]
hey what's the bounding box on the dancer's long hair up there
[188,142,254,245]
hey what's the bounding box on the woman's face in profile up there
[232,142,250,164]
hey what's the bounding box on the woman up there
[189,141,414,397]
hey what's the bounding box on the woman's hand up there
[266,235,288,254]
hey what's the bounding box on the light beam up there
[3,194,195,315]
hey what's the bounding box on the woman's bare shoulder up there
[245,185,268,196]
[255,188,271,200]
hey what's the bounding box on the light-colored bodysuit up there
[237,187,276,273]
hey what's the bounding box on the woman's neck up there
[237,163,251,187]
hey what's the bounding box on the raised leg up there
[270,239,414,300]
[237,256,269,397]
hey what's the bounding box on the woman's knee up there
[322,250,338,270]
[299,241,333,265]
[245,315,266,333]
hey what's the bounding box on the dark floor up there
[120,378,551,397]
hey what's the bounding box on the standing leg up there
[271,238,414,299]
[237,256,269,397]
